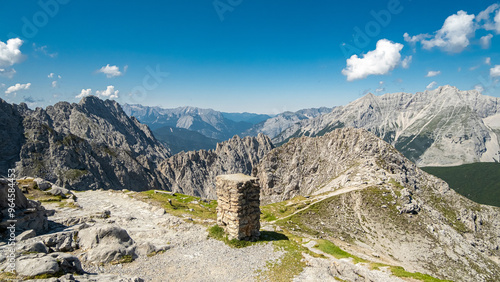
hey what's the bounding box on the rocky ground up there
[1,180,421,282]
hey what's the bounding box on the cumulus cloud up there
[5,83,31,95]
[491,65,500,77]
[480,34,493,49]
[342,39,404,81]
[421,11,475,53]
[97,64,123,78]
[426,70,441,77]
[48,73,54,78]
[76,89,92,99]
[426,81,438,90]
[0,38,25,68]
[51,81,58,88]
[477,4,500,33]
[96,85,119,99]
[401,56,412,69]
[485,57,491,65]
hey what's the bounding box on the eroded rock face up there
[0,96,170,191]
[160,133,274,198]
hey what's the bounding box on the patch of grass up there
[26,270,65,280]
[390,266,452,282]
[140,190,218,220]
[111,255,134,265]
[260,195,309,222]
[207,225,252,248]
[314,239,366,264]
[0,272,17,281]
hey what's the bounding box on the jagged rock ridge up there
[274,86,500,166]
[0,96,170,191]
[254,127,500,281]
[159,134,273,199]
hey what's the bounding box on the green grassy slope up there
[422,163,500,207]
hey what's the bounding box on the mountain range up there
[273,85,500,166]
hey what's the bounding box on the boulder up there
[42,231,78,252]
[17,229,37,241]
[47,186,70,198]
[34,178,52,191]
[19,241,49,254]
[78,225,136,264]
[136,242,170,256]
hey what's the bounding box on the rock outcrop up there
[254,127,500,281]
[273,86,500,166]
[0,178,48,238]
[160,134,273,198]
[0,96,170,191]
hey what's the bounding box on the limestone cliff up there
[0,96,170,191]
[160,134,273,198]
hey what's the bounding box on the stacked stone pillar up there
[216,174,260,241]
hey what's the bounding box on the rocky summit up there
[273,86,500,166]
[0,96,169,191]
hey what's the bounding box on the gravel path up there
[48,190,284,282]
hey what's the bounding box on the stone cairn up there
[216,174,260,241]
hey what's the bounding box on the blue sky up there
[1,0,500,114]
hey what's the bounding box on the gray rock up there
[1,96,170,192]
[78,224,136,264]
[42,231,78,252]
[160,134,274,199]
[17,253,60,277]
[136,242,170,256]
[47,186,70,198]
[34,178,52,191]
[17,229,37,241]
[19,241,49,254]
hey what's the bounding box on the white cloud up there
[342,39,404,81]
[0,83,5,88]
[485,57,491,65]
[96,85,119,99]
[490,65,500,77]
[421,11,475,53]
[403,33,430,45]
[48,73,54,78]
[33,44,57,58]
[426,81,438,90]
[477,4,500,32]
[0,68,16,78]
[76,88,92,99]
[0,38,24,68]
[426,70,441,77]
[470,65,480,71]
[97,64,123,78]
[51,81,58,88]
[375,81,385,93]
[480,34,493,49]
[405,11,476,53]
[58,75,62,79]
[5,83,31,94]
[401,55,412,69]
